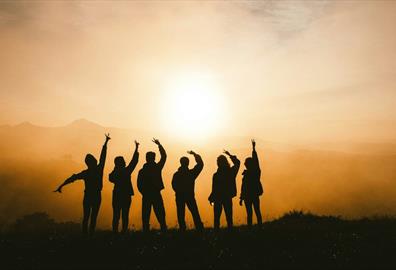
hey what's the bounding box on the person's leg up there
[224,198,233,229]
[82,195,91,235]
[186,197,203,230]
[176,196,186,231]
[112,193,121,233]
[89,193,102,235]
[244,198,253,227]
[252,196,262,225]
[142,196,151,232]
[153,193,167,232]
[213,201,222,231]
[121,196,131,233]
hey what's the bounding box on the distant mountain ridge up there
[1,119,396,157]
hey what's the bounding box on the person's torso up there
[139,163,164,194]
[242,168,262,197]
[213,168,236,199]
[83,167,103,193]
[112,169,134,196]
[174,169,195,197]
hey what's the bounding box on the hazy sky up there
[1,0,395,143]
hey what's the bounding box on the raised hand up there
[105,133,111,142]
[252,139,256,148]
[223,150,231,156]
[152,138,161,145]
[135,140,140,149]
[187,150,196,156]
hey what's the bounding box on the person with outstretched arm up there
[54,133,111,235]
[109,140,139,233]
[172,150,204,231]
[208,150,240,230]
[137,138,167,232]
[239,139,263,227]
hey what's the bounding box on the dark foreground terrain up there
[1,211,396,269]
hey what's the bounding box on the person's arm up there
[251,139,260,170]
[53,171,85,193]
[239,178,246,206]
[188,150,203,179]
[127,140,139,174]
[99,133,111,171]
[223,150,240,177]
[109,170,117,184]
[153,138,166,169]
[208,174,216,204]
[171,173,178,193]
[137,170,144,195]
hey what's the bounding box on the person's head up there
[180,156,189,168]
[146,151,156,163]
[217,155,230,169]
[244,157,253,170]
[85,154,97,169]
[114,156,126,168]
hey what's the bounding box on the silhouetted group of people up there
[54,135,263,235]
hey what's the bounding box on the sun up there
[161,72,225,139]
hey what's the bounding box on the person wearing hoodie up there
[172,150,204,231]
[137,138,167,232]
[109,140,139,233]
[208,150,240,230]
[239,139,263,227]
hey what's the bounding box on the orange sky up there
[1,0,396,143]
[1,1,396,228]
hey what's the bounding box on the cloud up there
[236,0,332,36]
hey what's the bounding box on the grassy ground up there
[1,211,396,269]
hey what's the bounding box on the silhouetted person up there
[54,133,111,235]
[172,150,204,231]
[208,150,240,230]
[137,138,167,232]
[109,140,139,233]
[239,139,263,227]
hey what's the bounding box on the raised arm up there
[188,150,204,179]
[99,133,111,171]
[224,150,240,177]
[126,140,140,174]
[251,139,260,170]
[153,138,167,169]
[54,171,85,193]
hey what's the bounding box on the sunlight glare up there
[161,72,225,139]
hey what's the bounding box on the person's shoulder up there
[154,162,164,170]
[138,166,146,174]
